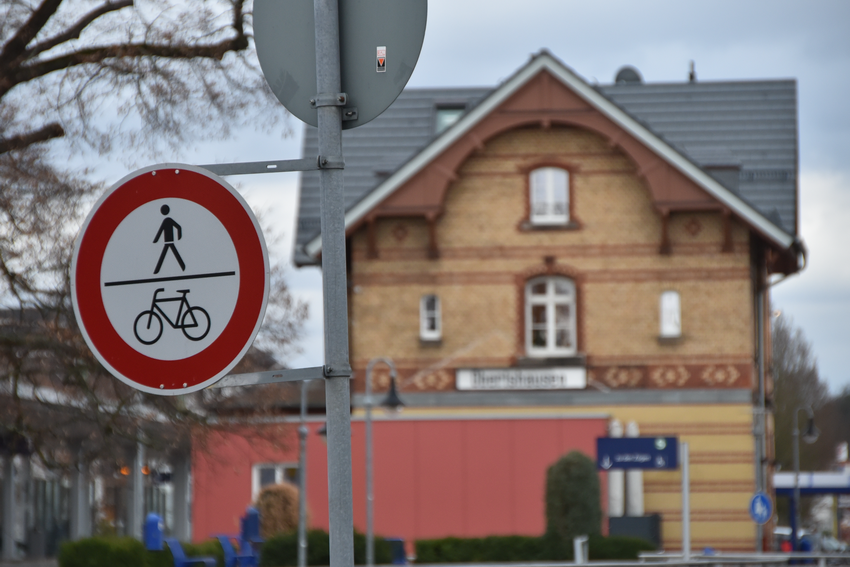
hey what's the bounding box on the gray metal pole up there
[364,358,396,567]
[298,380,309,567]
[2,455,15,561]
[365,366,374,567]
[313,1,354,566]
[681,441,690,561]
[130,439,145,539]
[793,409,801,551]
[172,452,191,541]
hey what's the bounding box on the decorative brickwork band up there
[352,362,752,392]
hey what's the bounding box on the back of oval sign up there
[254,0,427,130]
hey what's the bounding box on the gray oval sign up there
[254,0,427,130]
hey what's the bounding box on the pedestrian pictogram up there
[71,164,269,395]
[153,204,185,273]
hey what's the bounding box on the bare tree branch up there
[26,0,134,58]
[0,122,64,155]
[0,0,63,70]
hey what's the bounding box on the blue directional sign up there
[749,492,773,525]
[596,437,678,470]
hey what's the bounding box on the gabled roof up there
[294,51,798,266]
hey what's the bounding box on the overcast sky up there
[174,0,850,393]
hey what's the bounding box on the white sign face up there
[102,198,240,360]
[72,165,269,395]
[456,367,586,391]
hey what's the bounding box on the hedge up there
[58,537,225,567]
[415,533,655,563]
[260,530,392,566]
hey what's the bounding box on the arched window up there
[530,167,569,225]
[526,276,576,356]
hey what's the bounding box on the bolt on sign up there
[71,164,269,395]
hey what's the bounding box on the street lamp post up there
[792,406,819,551]
[364,358,404,567]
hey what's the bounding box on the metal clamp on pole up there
[310,92,348,107]
[317,155,345,169]
[323,364,352,379]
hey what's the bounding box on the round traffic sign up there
[71,164,269,395]
[749,491,773,525]
[253,0,427,129]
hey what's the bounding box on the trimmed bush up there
[256,482,301,537]
[588,533,656,559]
[58,536,225,567]
[59,537,146,567]
[415,535,544,563]
[544,450,601,557]
[260,530,391,566]
[414,533,655,563]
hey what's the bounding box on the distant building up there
[194,51,802,552]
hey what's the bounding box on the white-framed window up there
[659,290,682,338]
[420,294,441,341]
[526,276,577,356]
[530,167,569,225]
[251,463,298,501]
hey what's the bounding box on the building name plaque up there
[456,367,586,391]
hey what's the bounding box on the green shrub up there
[544,450,601,557]
[260,529,391,566]
[59,537,145,567]
[414,533,654,563]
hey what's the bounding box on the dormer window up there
[530,167,569,225]
[435,107,465,134]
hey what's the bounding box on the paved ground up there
[0,560,58,567]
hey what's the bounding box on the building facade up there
[194,52,803,552]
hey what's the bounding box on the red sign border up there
[71,164,269,395]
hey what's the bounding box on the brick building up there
[193,52,803,551]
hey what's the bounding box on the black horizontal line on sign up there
[103,271,236,287]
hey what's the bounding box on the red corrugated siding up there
[191,416,608,542]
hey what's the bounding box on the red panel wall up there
[192,416,608,543]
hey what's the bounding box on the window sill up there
[657,335,683,345]
[420,337,442,347]
[520,220,581,232]
[515,354,585,367]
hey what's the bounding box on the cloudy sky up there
[177,0,849,392]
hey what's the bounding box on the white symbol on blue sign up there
[749,492,772,525]
[655,456,666,468]
[601,456,612,469]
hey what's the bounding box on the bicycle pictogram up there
[133,288,211,345]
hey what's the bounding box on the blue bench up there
[216,536,258,567]
[165,537,217,567]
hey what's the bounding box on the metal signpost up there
[597,437,690,558]
[73,2,427,565]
